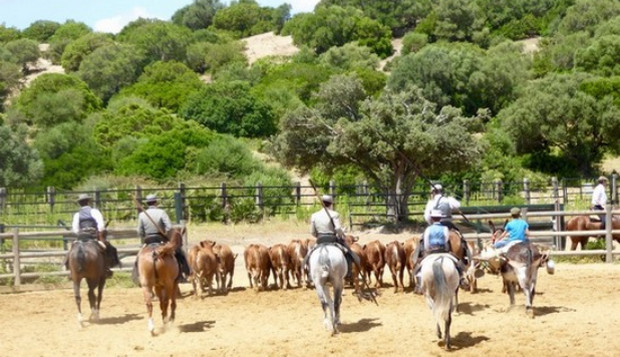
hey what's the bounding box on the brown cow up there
[269,243,291,290]
[188,242,219,297]
[212,243,237,293]
[385,240,406,293]
[244,244,271,292]
[403,236,418,289]
[287,239,308,288]
[349,242,366,293]
[363,240,386,288]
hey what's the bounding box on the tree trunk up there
[385,172,411,222]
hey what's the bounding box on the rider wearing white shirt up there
[591,176,608,228]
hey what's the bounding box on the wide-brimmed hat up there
[145,194,158,203]
[431,184,442,192]
[598,176,608,183]
[430,209,444,218]
[321,194,333,204]
[510,207,521,216]
[77,193,91,202]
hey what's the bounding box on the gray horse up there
[308,244,347,336]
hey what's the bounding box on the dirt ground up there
[1,222,619,357]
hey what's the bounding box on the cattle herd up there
[187,234,481,297]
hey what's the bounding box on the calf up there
[287,239,308,288]
[212,243,237,293]
[349,242,366,293]
[244,244,270,292]
[188,242,219,297]
[403,236,418,289]
[363,240,386,288]
[385,240,406,293]
[269,243,291,290]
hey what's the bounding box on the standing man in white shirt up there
[591,176,608,227]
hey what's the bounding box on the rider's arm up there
[161,210,173,233]
[137,213,145,238]
[332,211,345,237]
[71,212,80,234]
[92,209,105,232]
[423,201,433,225]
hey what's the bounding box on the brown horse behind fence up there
[565,215,620,250]
[68,240,119,328]
[137,227,183,335]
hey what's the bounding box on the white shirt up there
[71,207,105,234]
[424,194,461,224]
[591,184,607,207]
[310,208,344,237]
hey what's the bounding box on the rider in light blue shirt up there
[494,207,530,249]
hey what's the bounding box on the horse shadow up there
[456,302,491,315]
[96,313,142,325]
[443,331,490,350]
[338,318,382,333]
[177,320,216,333]
[535,305,576,317]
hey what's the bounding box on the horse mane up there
[157,226,184,256]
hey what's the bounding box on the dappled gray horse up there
[419,253,460,350]
[308,244,347,336]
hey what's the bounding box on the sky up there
[0,0,320,34]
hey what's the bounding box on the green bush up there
[229,197,262,223]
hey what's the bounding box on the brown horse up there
[566,215,620,250]
[68,240,119,327]
[137,227,183,335]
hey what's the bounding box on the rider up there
[412,209,470,294]
[308,194,360,280]
[133,194,190,284]
[591,176,608,228]
[493,207,530,252]
[423,184,473,266]
[69,193,115,278]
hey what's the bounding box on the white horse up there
[420,253,460,350]
[308,244,347,336]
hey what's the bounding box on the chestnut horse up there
[137,227,184,335]
[565,215,620,250]
[68,240,119,327]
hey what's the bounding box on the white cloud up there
[94,6,160,34]
[288,0,319,14]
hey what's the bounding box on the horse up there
[419,253,460,350]
[308,244,347,336]
[566,215,620,250]
[137,227,183,335]
[68,239,119,327]
[448,231,481,293]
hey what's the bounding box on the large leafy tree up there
[60,32,114,72]
[273,83,483,220]
[118,61,204,112]
[497,73,620,176]
[21,20,60,42]
[0,61,22,111]
[180,80,277,137]
[0,124,43,187]
[3,38,41,73]
[15,73,102,128]
[77,43,145,103]
[172,0,225,30]
[117,19,192,64]
[47,21,92,63]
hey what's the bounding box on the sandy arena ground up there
[1,223,619,357]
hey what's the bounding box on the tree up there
[15,73,102,128]
[556,0,620,36]
[118,61,204,112]
[33,121,111,188]
[575,35,620,76]
[77,43,145,103]
[433,0,481,42]
[0,61,22,111]
[0,123,43,187]
[497,73,620,176]
[186,41,247,74]
[180,80,276,137]
[60,32,114,72]
[318,43,380,71]
[47,21,92,63]
[273,85,483,220]
[3,38,41,73]
[0,25,21,44]
[22,20,60,42]
[171,0,224,30]
[117,19,192,64]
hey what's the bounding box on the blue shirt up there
[504,219,529,242]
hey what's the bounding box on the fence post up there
[135,185,142,218]
[220,182,229,224]
[551,177,559,202]
[173,192,183,224]
[46,186,55,213]
[495,179,503,203]
[94,188,101,208]
[0,187,5,212]
[0,222,4,248]
[178,182,186,221]
[612,173,618,205]
[463,180,470,205]
[329,180,336,208]
[295,182,301,205]
[523,178,530,205]
[255,182,263,209]
[605,204,613,263]
[12,228,20,287]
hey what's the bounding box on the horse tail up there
[319,247,330,279]
[432,258,453,323]
[73,243,87,273]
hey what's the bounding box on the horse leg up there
[86,279,98,321]
[73,279,83,327]
[314,280,334,334]
[333,281,343,332]
[92,278,105,322]
[142,286,155,334]
[444,312,452,350]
